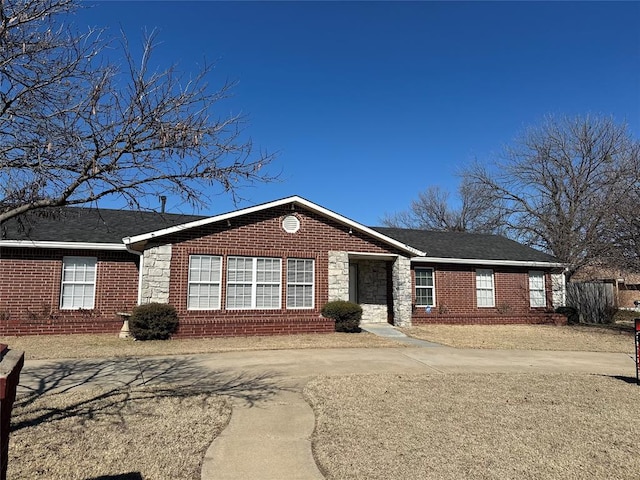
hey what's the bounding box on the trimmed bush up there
[321,300,362,333]
[129,303,179,340]
[555,306,579,325]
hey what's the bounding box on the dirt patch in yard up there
[1,331,404,360]
[402,324,635,353]
[305,373,640,480]
[9,385,230,480]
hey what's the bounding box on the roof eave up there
[0,240,128,251]
[411,256,564,268]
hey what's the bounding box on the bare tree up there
[464,115,639,279]
[0,0,275,224]
[381,180,506,233]
[607,142,640,271]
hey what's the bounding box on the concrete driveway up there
[18,346,637,479]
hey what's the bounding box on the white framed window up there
[415,268,435,306]
[227,257,281,309]
[60,256,97,309]
[476,269,495,308]
[529,271,546,308]
[188,255,222,310]
[287,259,314,308]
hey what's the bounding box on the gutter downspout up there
[124,242,144,306]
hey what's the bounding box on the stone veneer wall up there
[140,244,172,304]
[392,257,412,327]
[328,251,349,301]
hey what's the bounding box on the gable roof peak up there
[123,196,426,257]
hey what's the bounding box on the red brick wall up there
[411,264,564,325]
[164,205,404,337]
[0,204,566,336]
[0,248,139,335]
[618,288,640,309]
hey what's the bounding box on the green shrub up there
[129,303,179,340]
[555,306,579,325]
[321,300,362,333]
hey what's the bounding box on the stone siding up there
[140,244,172,304]
[328,251,349,301]
[392,257,412,327]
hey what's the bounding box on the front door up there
[349,264,358,303]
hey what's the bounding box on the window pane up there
[188,283,220,309]
[256,284,280,308]
[415,269,434,306]
[287,285,314,308]
[529,271,546,307]
[531,290,545,307]
[257,258,280,283]
[416,289,433,306]
[416,269,433,287]
[286,259,314,309]
[227,284,252,309]
[187,255,221,310]
[228,257,253,283]
[476,269,494,307]
[61,257,96,309]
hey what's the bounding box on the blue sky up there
[75,1,639,226]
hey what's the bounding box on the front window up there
[227,257,281,309]
[415,268,435,306]
[60,256,97,309]
[287,259,315,308]
[476,269,495,307]
[529,271,546,307]
[188,255,222,310]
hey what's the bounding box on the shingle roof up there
[1,205,559,265]
[372,227,558,263]
[1,207,206,244]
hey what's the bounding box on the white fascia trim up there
[0,240,127,251]
[411,256,564,268]
[347,251,399,260]
[122,195,426,257]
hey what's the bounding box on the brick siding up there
[165,205,404,336]
[0,247,139,335]
[411,264,565,325]
[0,204,565,336]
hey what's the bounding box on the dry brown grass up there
[402,324,635,353]
[1,331,403,360]
[305,373,640,480]
[9,385,230,480]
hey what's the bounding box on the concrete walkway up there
[360,323,443,347]
[18,345,637,480]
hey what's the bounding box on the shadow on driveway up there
[15,356,291,432]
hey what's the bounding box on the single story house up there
[0,196,566,337]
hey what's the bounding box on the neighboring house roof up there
[373,227,562,267]
[571,264,640,285]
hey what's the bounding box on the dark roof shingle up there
[2,206,559,264]
[1,207,206,244]
[372,227,558,263]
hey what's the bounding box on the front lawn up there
[306,373,640,480]
[9,385,230,479]
[403,324,635,352]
